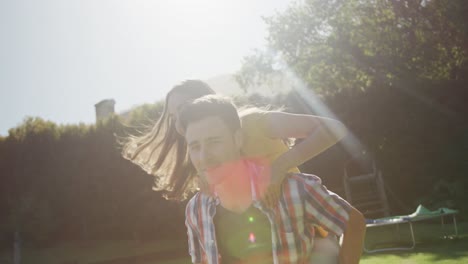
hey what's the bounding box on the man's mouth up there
[204,159,248,186]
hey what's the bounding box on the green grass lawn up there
[361,237,468,264]
[1,221,467,264]
[361,219,468,264]
[0,239,188,264]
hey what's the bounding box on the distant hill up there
[204,74,244,96]
[204,73,292,96]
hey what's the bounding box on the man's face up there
[185,116,242,179]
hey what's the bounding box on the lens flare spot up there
[249,216,254,223]
[249,232,256,243]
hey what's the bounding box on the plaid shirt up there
[185,162,351,264]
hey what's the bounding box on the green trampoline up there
[364,205,459,253]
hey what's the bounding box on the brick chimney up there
[94,99,115,122]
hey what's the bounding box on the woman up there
[122,80,346,253]
[123,80,347,204]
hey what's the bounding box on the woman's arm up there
[339,206,366,264]
[265,111,347,181]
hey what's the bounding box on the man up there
[179,95,366,264]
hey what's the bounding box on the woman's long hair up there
[122,80,215,201]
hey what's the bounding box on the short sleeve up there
[300,174,351,236]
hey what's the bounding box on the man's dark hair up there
[179,94,241,133]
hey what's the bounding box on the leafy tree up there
[0,99,195,247]
[237,0,468,214]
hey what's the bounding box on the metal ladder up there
[343,156,390,218]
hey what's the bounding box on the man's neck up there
[213,163,253,214]
[217,184,253,214]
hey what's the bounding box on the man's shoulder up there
[186,192,209,209]
[185,192,211,226]
[279,173,326,205]
[287,172,323,186]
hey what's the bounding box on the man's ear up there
[233,128,243,150]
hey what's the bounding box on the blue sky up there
[0,0,291,136]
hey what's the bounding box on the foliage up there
[0,111,185,247]
[238,0,468,93]
[237,0,468,214]
[121,102,164,129]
